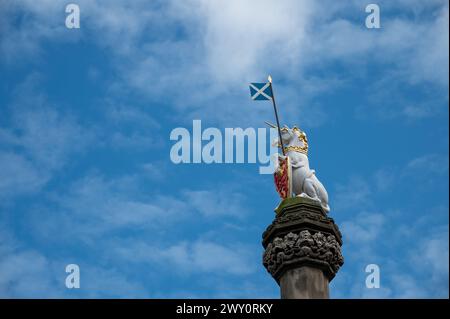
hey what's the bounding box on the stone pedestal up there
[262,197,344,299]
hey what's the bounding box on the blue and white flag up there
[249,82,273,101]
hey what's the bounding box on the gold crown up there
[282,126,308,155]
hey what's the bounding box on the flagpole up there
[268,75,286,156]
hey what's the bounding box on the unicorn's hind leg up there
[313,178,330,212]
[302,179,320,200]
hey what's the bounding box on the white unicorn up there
[270,123,330,213]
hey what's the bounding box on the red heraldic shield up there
[274,155,292,199]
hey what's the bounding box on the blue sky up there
[0,0,448,298]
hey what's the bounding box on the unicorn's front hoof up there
[297,193,314,200]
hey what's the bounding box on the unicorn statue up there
[267,122,330,213]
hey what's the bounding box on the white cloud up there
[1,0,448,299]
[405,154,449,176]
[189,0,313,82]
[150,279,278,298]
[141,162,165,181]
[0,250,55,298]
[337,217,449,298]
[0,228,59,298]
[31,174,187,240]
[373,168,395,192]
[79,265,149,298]
[0,73,92,198]
[408,5,449,87]
[341,212,385,243]
[0,226,150,298]
[412,229,449,286]
[4,0,447,125]
[162,241,255,275]
[334,152,449,212]
[333,176,372,211]
[109,131,161,150]
[26,172,252,245]
[115,239,256,276]
[0,0,70,64]
[333,153,448,298]
[106,102,161,129]
[9,106,89,170]
[0,152,49,198]
[182,189,247,218]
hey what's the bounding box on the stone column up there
[262,197,344,299]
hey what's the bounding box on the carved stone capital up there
[262,197,344,283]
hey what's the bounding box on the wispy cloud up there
[333,176,372,211]
[182,189,248,218]
[0,73,92,198]
[116,239,256,276]
[333,154,449,298]
[3,0,446,125]
[0,227,59,298]
[341,212,385,244]
[0,0,448,299]
[405,154,449,176]
[0,152,49,198]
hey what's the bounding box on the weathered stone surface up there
[262,196,344,298]
[263,196,342,248]
[280,266,329,299]
[263,229,344,282]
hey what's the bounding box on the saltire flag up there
[249,82,273,101]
